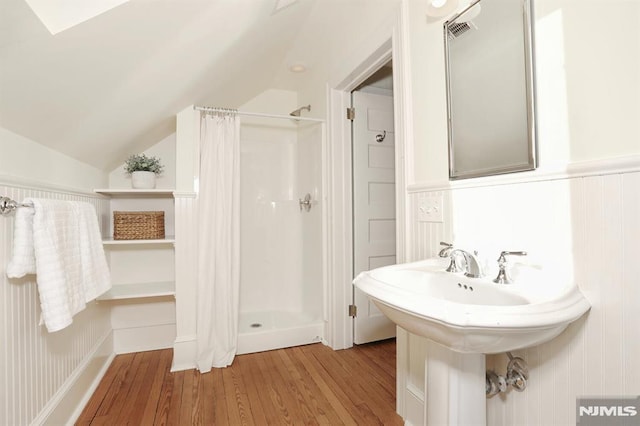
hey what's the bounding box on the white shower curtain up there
[196,111,241,373]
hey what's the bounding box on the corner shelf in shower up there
[97,281,175,301]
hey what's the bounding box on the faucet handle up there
[500,251,527,257]
[438,242,454,258]
[494,251,527,284]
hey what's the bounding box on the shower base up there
[237,310,324,355]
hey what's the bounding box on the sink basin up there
[353,258,590,353]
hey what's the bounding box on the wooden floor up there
[76,339,403,425]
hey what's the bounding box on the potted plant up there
[124,154,164,189]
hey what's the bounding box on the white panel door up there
[352,90,397,344]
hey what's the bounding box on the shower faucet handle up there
[299,193,312,212]
[493,251,527,284]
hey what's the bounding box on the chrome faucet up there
[438,242,454,257]
[449,249,484,278]
[440,242,465,273]
[493,251,527,284]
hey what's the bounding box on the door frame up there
[324,8,413,351]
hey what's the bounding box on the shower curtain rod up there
[193,106,325,123]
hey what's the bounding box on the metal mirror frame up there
[444,0,538,180]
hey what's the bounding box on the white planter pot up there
[131,171,156,189]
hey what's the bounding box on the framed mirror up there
[444,0,537,180]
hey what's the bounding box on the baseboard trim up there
[32,331,114,426]
[171,334,197,372]
[113,323,176,354]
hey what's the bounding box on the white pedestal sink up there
[353,257,591,425]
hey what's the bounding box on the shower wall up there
[239,118,324,336]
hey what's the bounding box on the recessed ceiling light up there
[289,64,307,73]
[426,0,459,18]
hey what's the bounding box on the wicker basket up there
[113,211,165,240]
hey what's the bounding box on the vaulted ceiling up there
[0,0,353,171]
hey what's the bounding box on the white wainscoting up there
[401,164,640,425]
[0,181,112,426]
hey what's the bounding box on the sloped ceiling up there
[0,0,317,171]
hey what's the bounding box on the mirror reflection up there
[444,0,537,180]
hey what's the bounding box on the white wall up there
[0,126,108,189]
[294,0,402,117]
[400,0,640,424]
[408,0,640,184]
[239,90,303,315]
[108,132,176,189]
[0,129,112,425]
[235,88,324,321]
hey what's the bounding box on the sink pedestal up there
[354,258,591,425]
[423,341,486,426]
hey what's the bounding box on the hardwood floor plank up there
[76,339,403,425]
[149,355,175,426]
[221,365,250,425]
[290,346,356,425]
[235,354,270,425]
[91,353,136,419]
[115,352,153,424]
[304,344,383,425]
[276,348,335,424]
[166,369,184,425]
[211,368,229,425]
[201,366,216,424]
[76,353,130,425]
[256,350,299,424]
[179,369,195,425]
[240,352,281,424]
[139,349,172,426]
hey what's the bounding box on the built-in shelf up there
[102,236,175,245]
[97,281,175,301]
[96,188,176,305]
[94,189,175,197]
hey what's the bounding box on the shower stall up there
[236,114,325,354]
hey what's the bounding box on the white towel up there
[6,204,36,277]
[74,202,111,301]
[6,198,111,332]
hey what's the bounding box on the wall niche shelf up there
[96,188,176,301]
[95,188,175,198]
[97,281,175,301]
[102,237,176,245]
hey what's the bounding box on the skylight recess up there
[24,0,129,35]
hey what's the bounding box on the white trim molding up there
[31,331,114,426]
[407,154,640,193]
[325,5,412,351]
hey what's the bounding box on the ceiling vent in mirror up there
[447,21,476,40]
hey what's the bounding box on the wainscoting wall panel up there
[402,167,640,425]
[0,182,112,426]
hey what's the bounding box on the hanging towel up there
[75,202,112,302]
[6,198,111,332]
[6,203,36,277]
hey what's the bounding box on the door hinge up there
[346,107,355,121]
[349,304,357,317]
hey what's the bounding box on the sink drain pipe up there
[486,352,529,397]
